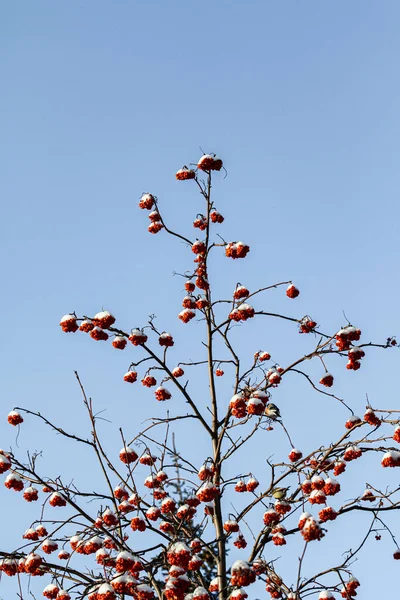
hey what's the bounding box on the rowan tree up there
[1,152,400,600]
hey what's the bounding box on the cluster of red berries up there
[138,194,164,234]
[363,408,381,427]
[7,410,23,426]
[225,241,250,259]
[230,561,256,587]
[229,390,270,418]
[336,326,361,351]
[286,284,300,299]
[193,215,207,231]
[298,515,325,541]
[341,577,360,598]
[175,166,196,180]
[179,288,209,323]
[299,316,317,334]
[381,450,400,468]
[319,373,334,388]
[60,311,117,344]
[234,476,260,493]
[197,154,223,172]
[229,303,255,322]
[346,346,365,371]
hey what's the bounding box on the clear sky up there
[1,2,400,599]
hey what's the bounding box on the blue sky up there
[1,2,400,599]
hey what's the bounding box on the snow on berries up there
[361,489,376,502]
[129,328,148,345]
[230,393,247,419]
[234,479,247,493]
[333,460,346,476]
[364,408,381,427]
[343,445,362,462]
[233,285,249,300]
[25,553,42,573]
[79,319,94,332]
[119,446,138,463]
[176,166,196,180]
[263,509,280,526]
[272,532,286,546]
[148,221,164,234]
[288,448,303,462]
[149,210,161,223]
[36,525,48,537]
[275,500,291,515]
[124,370,137,383]
[197,154,223,172]
[23,528,39,540]
[286,284,300,299]
[59,314,78,333]
[167,542,191,568]
[155,386,171,401]
[130,516,146,531]
[233,533,247,549]
[267,369,281,386]
[230,560,256,587]
[246,396,264,415]
[229,303,255,322]
[49,491,66,507]
[112,336,127,350]
[159,332,174,347]
[196,481,220,502]
[308,490,327,505]
[5,473,24,491]
[319,592,335,600]
[341,577,360,598]
[142,375,157,387]
[335,326,361,351]
[23,486,39,502]
[223,519,239,533]
[146,506,161,521]
[193,587,210,600]
[324,478,340,496]
[41,539,58,554]
[225,241,250,259]
[299,316,317,333]
[319,507,338,522]
[347,346,365,371]
[185,281,195,293]
[172,366,184,378]
[246,476,259,492]
[319,373,334,388]
[344,415,362,430]
[139,193,155,210]
[381,450,400,468]
[93,311,115,329]
[161,497,176,514]
[43,584,60,599]
[198,462,214,480]
[393,426,400,443]
[140,452,157,466]
[7,410,23,426]
[192,240,206,255]
[179,308,196,323]
[90,327,109,341]
[210,210,224,223]
[300,517,325,542]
